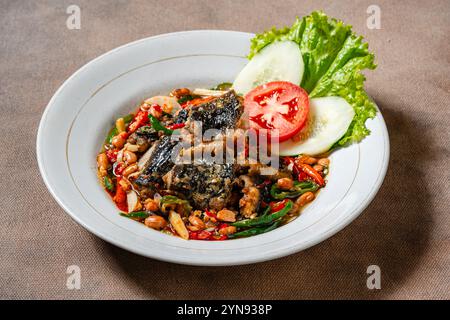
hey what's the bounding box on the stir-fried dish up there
[96,11,377,240]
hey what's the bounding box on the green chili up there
[177,94,195,104]
[160,195,192,214]
[104,114,134,145]
[231,200,293,228]
[148,114,173,135]
[122,114,134,124]
[120,212,150,219]
[103,176,114,192]
[104,126,118,144]
[261,206,271,218]
[211,82,232,91]
[228,221,281,239]
[270,181,319,200]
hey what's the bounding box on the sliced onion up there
[192,88,227,97]
[137,144,155,170]
[169,211,189,240]
[127,190,141,213]
[144,96,181,115]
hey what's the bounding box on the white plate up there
[37,31,389,266]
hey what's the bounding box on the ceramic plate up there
[37,31,389,266]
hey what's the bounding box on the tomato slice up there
[244,81,309,142]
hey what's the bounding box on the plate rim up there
[36,30,390,266]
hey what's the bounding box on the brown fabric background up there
[0,0,449,300]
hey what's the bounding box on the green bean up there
[120,212,150,219]
[270,181,319,200]
[228,221,281,239]
[231,201,293,228]
[261,206,271,218]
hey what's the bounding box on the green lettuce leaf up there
[248,11,377,147]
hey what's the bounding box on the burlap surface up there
[0,0,449,299]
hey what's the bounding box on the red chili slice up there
[283,156,300,176]
[128,110,148,133]
[105,149,119,163]
[189,231,199,240]
[211,235,228,241]
[151,104,162,113]
[166,123,185,130]
[113,162,125,176]
[204,209,217,219]
[297,163,325,186]
[270,199,289,213]
[218,223,229,230]
[298,171,309,182]
[197,230,212,240]
[113,182,127,212]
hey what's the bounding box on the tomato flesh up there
[244,81,309,142]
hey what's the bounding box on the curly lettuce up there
[248,11,377,147]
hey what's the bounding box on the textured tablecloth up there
[1,0,449,300]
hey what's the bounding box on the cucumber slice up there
[233,41,304,95]
[279,97,355,156]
